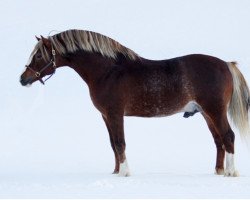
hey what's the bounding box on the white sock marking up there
[225,152,239,177]
[118,159,130,177]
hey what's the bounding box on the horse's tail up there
[227,61,250,142]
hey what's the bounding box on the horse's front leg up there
[102,115,119,174]
[104,113,130,177]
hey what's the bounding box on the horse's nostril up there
[20,77,30,86]
[20,78,27,86]
[20,76,33,86]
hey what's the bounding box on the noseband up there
[26,47,57,85]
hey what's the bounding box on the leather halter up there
[25,47,57,85]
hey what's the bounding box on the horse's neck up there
[67,52,116,84]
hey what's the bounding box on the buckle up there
[53,61,56,68]
[35,72,41,77]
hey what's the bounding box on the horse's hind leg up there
[223,127,239,177]
[203,114,225,175]
[203,110,239,177]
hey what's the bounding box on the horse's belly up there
[124,101,185,117]
[123,70,189,117]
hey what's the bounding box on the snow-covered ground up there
[0,0,250,198]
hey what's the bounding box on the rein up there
[26,47,57,85]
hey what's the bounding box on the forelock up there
[26,41,50,66]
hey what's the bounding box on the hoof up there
[215,168,224,175]
[224,169,239,177]
[118,170,131,177]
[112,170,119,174]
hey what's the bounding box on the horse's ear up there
[35,36,40,41]
[40,35,51,49]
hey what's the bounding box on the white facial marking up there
[118,159,130,177]
[25,83,32,88]
[225,152,239,177]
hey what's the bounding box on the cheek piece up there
[25,46,56,85]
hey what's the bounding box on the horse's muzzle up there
[20,76,33,86]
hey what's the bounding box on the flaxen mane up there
[35,29,138,62]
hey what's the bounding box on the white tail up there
[227,62,250,142]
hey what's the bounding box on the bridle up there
[25,46,57,85]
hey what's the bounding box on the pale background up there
[0,0,250,198]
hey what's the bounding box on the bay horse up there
[20,29,250,177]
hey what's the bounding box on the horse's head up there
[20,36,57,86]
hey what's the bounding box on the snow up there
[0,0,250,198]
[1,172,250,199]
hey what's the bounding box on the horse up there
[20,29,250,177]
